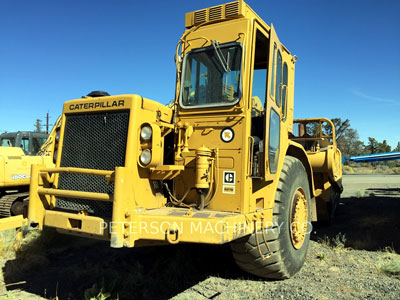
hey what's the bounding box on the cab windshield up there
[180,42,242,108]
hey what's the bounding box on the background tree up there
[338,128,365,157]
[365,137,391,154]
[366,137,379,154]
[325,118,363,157]
[320,118,399,169]
[394,142,400,152]
[378,140,391,153]
[328,118,351,140]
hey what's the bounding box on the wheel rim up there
[290,188,308,249]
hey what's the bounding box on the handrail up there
[39,167,114,176]
[38,187,112,202]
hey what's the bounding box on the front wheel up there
[231,156,311,279]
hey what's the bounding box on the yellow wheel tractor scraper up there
[3,1,343,279]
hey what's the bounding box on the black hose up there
[198,190,205,210]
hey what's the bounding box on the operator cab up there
[0,131,48,155]
[172,1,296,211]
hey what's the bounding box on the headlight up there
[140,125,152,141]
[140,149,152,165]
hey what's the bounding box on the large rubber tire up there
[231,156,311,279]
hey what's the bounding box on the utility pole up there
[46,112,50,134]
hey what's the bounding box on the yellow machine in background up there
[11,1,342,279]
[291,118,343,222]
[0,121,61,217]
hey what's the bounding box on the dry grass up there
[0,228,40,259]
[342,165,354,174]
[2,228,59,281]
[353,189,375,198]
[343,163,400,175]
[84,277,117,300]
[0,230,18,259]
[318,233,347,250]
[377,247,400,279]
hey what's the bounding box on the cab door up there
[264,24,282,180]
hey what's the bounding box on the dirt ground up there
[1,174,400,300]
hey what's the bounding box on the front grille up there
[55,111,130,217]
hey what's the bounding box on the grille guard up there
[29,165,127,247]
[57,111,129,217]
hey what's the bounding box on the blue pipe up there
[342,151,400,163]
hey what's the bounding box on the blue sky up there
[0,0,399,148]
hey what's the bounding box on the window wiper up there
[211,40,231,73]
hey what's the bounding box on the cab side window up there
[32,137,45,155]
[251,30,268,136]
[250,29,269,178]
[1,138,15,146]
[269,109,280,173]
[271,48,289,119]
[282,62,288,120]
[270,44,277,99]
[21,138,29,154]
[275,51,282,107]
[251,30,268,115]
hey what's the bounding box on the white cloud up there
[351,90,400,105]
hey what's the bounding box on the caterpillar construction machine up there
[2,1,342,279]
[0,122,60,218]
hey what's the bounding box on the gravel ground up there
[172,241,400,300]
[1,175,399,300]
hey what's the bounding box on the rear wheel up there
[231,156,311,279]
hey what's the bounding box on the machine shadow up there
[311,190,400,252]
[2,231,249,300]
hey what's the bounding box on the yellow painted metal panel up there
[0,148,52,187]
[44,210,106,236]
[0,215,27,231]
[35,205,273,247]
